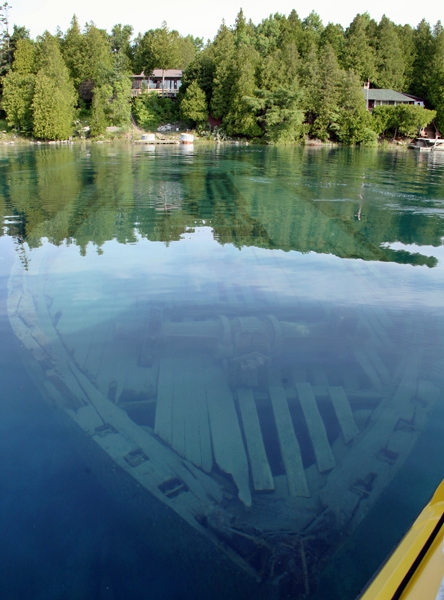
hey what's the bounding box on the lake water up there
[0,143,443,600]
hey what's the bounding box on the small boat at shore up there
[408,138,444,151]
[7,244,442,598]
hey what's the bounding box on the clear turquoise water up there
[0,143,443,599]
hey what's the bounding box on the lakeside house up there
[362,84,439,138]
[362,86,425,112]
[131,70,182,97]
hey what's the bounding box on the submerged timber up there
[7,243,441,598]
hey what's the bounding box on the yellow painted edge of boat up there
[359,480,444,599]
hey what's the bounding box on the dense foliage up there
[0,6,442,142]
[179,10,441,142]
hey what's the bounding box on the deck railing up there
[131,88,179,98]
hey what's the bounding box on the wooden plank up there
[353,348,382,390]
[171,354,212,471]
[195,362,213,473]
[170,359,187,460]
[180,359,202,469]
[268,386,310,497]
[206,366,251,507]
[296,382,336,473]
[320,349,422,520]
[154,356,174,445]
[83,318,114,380]
[237,388,274,492]
[328,386,359,444]
[365,344,391,386]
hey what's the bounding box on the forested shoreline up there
[0,5,443,144]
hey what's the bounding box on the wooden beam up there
[154,356,174,445]
[296,382,336,473]
[206,366,252,507]
[353,348,382,390]
[328,386,359,444]
[269,386,310,497]
[237,388,274,492]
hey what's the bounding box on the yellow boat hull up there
[360,480,444,599]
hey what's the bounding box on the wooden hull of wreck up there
[7,246,441,597]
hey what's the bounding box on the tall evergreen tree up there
[319,23,344,57]
[310,44,343,140]
[299,11,324,57]
[180,80,208,126]
[11,37,35,74]
[90,84,111,135]
[428,25,444,132]
[336,71,370,143]
[0,1,11,77]
[410,19,434,99]
[61,15,84,86]
[81,23,114,87]
[341,14,376,84]
[233,9,255,48]
[223,44,261,137]
[2,37,36,132]
[210,24,236,119]
[32,32,76,139]
[179,47,215,106]
[396,24,416,90]
[375,16,405,90]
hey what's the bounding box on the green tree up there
[371,104,436,137]
[335,71,370,143]
[341,14,376,84]
[135,23,180,94]
[280,10,303,50]
[233,9,255,48]
[81,23,114,87]
[109,23,133,72]
[175,34,200,69]
[371,105,397,136]
[396,24,416,90]
[32,32,76,139]
[210,24,236,119]
[395,104,436,136]
[61,15,84,86]
[410,20,434,99]
[223,45,261,137]
[11,37,35,74]
[248,83,305,143]
[89,84,110,135]
[255,13,285,56]
[180,80,208,126]
[310,44,343,140]
[319,23,344,56]
[0,1,11,77]
[428,25,444,132]
[299,11,324,57]
[375,16,405,90]
[133,93,178,130]
[179,47,215,106]
[108,76,132,127]
[2,71,35,132]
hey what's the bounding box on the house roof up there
[152,69,182,78]
[132,70,182,79]
[362,88,414,102]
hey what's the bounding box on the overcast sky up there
[8,0,442,40]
